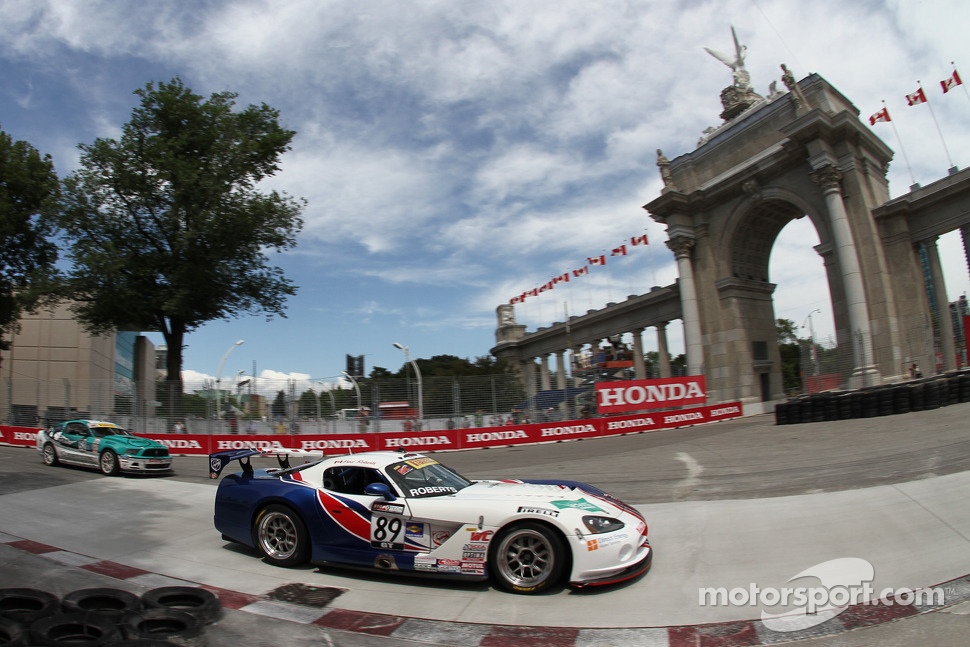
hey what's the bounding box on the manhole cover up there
[266,583,344,608]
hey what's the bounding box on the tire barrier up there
[62,588,142,621]
[0,587,220,647]
[118,609,205,647]
[0,617,27,647]
[775,370,970,425]
[0,589,60,626]
[140,587,222,626]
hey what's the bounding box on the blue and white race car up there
[210,449,651,594]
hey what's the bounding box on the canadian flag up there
[631,234,649,246]
[869,107,891,125]
[572,267,589,278]
[941,70,963,93]
[552,272,569,284]
[906,87,927,106]
[587,255,606,266]
[611,245,627,256]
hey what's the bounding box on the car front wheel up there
[490,522,567,594]
[99,450,119,476]
[42,443,60,466]
[254,504,310,567]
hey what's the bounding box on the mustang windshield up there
[385,456,472,498]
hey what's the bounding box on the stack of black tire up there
[775,370,970,425]
[0,586,222,646]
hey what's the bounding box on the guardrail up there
[1,401,743,455]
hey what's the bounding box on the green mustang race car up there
[36,419,172,476]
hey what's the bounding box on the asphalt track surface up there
[2,402,970,645]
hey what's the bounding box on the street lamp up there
[394,342,423,423]
[342,371,362,413]
[802,310,821,378]
[216,340,245,424]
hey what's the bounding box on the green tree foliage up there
[57,78,305,405]
[777,318,803,394]
[0,130,60,356]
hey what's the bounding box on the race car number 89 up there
[371,514,404,549]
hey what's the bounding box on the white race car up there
[210,449,651,594]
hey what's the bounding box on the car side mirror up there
[364,482,396,501]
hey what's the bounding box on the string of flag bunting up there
[509,233,649,304]
[868,65,965,182]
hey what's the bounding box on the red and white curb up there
[4,532,969,646]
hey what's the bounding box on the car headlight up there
[582,515,625,534]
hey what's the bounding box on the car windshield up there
[385,456,472,498]
[90,426,131,438]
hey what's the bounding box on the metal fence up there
[797,324,968,395]
[2,374,552,435]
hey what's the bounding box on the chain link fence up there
[1,374,542,435]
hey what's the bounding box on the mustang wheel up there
[99,450,119,476]
[254,504,310,567]
[41,443,59,467]
[490,522,567,594]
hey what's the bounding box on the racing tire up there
[28,612,121,646]
[118,609,205,647]
[489,522,567,594]
[0,588,60,625]
[41,443,60,467]
[253,504,311,567]
[0,617,27,647]
[141,586,222,625]
[62,588,142,620]
[99,450,120,476]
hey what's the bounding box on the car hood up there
[454,479,621,512]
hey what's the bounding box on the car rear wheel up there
[489,522,567,594]
[42,443,59,466]
[254,504,310,567]
[99,450,119,476]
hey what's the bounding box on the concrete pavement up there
[2,403,970,645]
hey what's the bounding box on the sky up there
[2,0,969,391]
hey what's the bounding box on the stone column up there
[555,350,568,418]
[540,354,551,390]
[923,238,957,372]
[632,328,646,379]
[666,236,704,375]
[813,165,880,386]
[657,322,672,378]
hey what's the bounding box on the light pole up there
[342,371,362,413]
[216,340,245,426]
[802,310,821,378]
[394,342,423,423]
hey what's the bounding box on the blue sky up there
[2,0,968,389]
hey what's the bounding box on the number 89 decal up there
[370,514,405,549]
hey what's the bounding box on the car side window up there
[322,467,389,495]
[67,423,88,436]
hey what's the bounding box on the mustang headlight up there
[582,515,625,534]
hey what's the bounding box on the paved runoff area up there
[2,402,970,646]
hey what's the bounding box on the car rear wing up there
[208,448,324,479]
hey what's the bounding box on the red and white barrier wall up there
[0,402,742,456]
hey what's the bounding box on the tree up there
[0,130,60,358]
[57,78,305,411]
[776,318,803,394]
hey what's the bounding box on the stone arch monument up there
[644,67,931,405]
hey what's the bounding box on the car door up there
[315,465,417,567]
[56,422,96,466]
